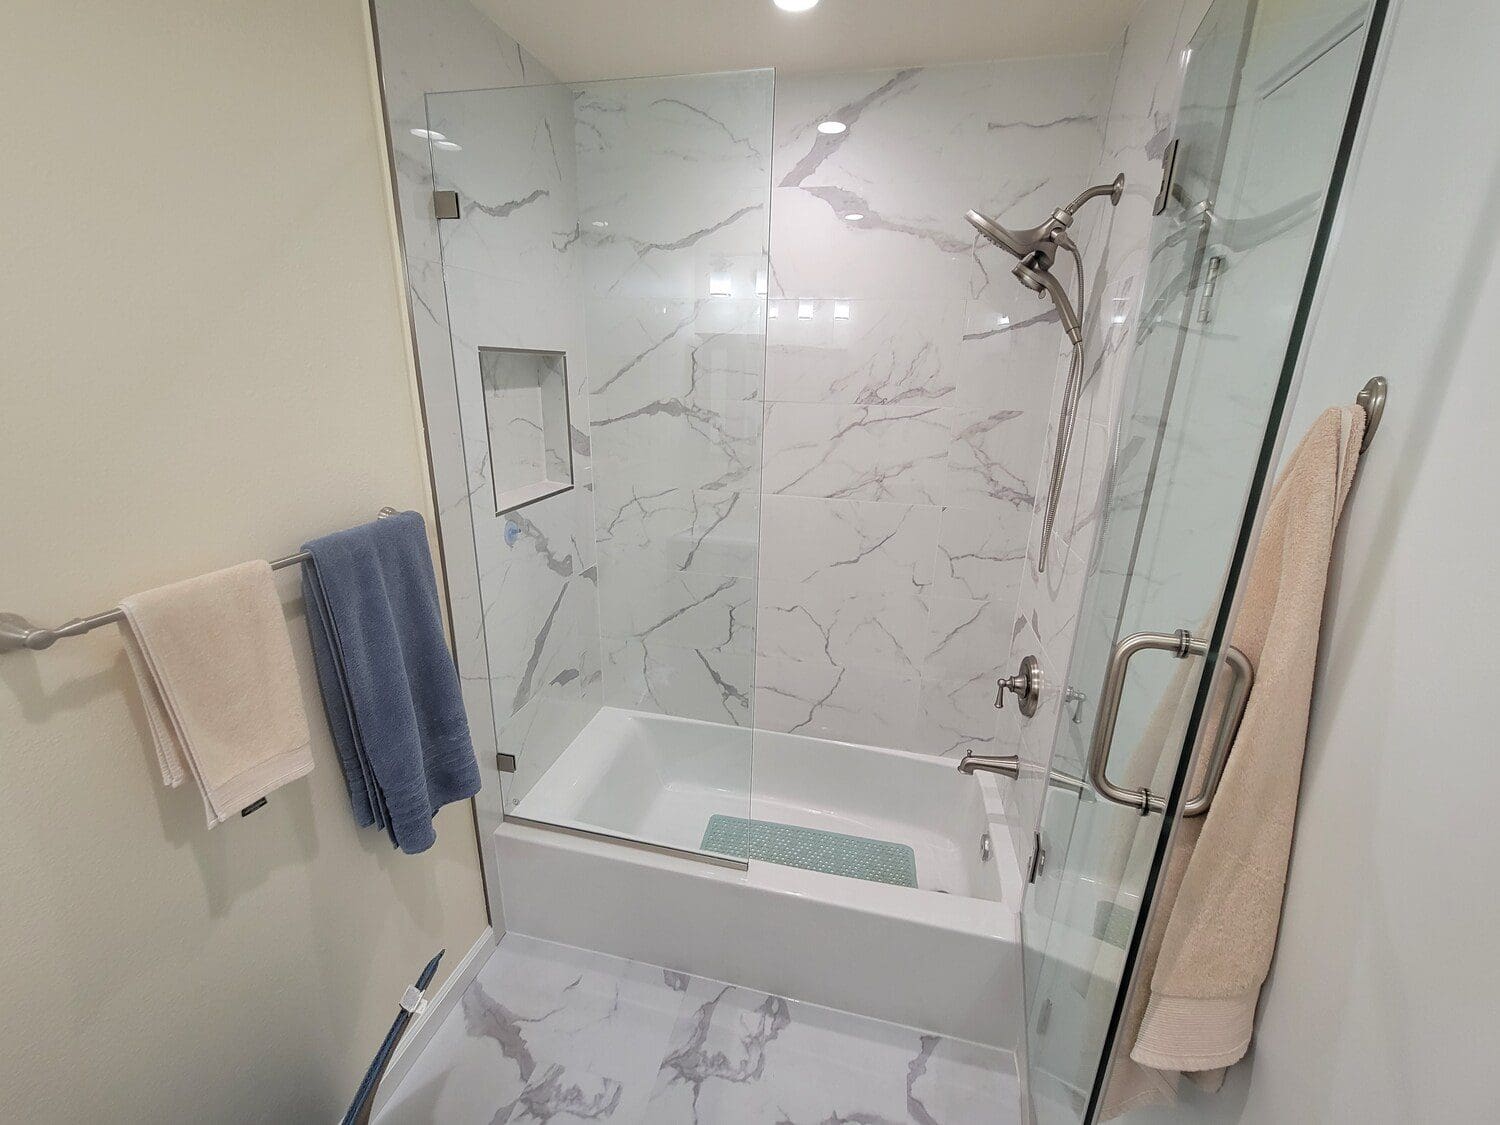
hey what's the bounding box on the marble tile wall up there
[574,71,775,728]
[371,0,604,861]
[998,0,1216,865]
[757,59,1109,755]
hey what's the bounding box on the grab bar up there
[1086,629,1254,817]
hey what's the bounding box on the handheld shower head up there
[966,174,1126,342]
[965,209,1037,261]
[1016,261,1083,346]
[966,173,1125,576]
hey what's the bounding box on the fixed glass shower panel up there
[425,71,773,858]
[1019,1,1379,1121]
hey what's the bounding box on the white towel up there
[119,560,313,826]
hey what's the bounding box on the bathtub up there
[495,707,1025,1048]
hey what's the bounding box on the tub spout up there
[957,754,1022,778]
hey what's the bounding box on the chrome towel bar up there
[0,507,399,654]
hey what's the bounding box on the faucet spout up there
[956,753,1022,778]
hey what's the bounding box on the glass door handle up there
[1086,630,1254,817]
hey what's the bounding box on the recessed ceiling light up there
[843,213,865,222]
[773,0,820,11]
[433,140,462,151]
[591,220,609,228]
[410,128,446,141]
[817,120,847,135]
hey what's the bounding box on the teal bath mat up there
[701,815,918,888]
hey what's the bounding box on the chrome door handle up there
[1086,630,1253,817]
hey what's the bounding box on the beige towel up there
[119,560,313,827]
[1102,404,1364,1116]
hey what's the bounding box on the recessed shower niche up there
[477,346,574,514]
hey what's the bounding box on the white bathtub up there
[496,708,1025,1048]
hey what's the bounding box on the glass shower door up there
[1020,1,1382,1120]
[423,71,773,859]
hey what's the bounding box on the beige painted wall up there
[0,1,489,1120]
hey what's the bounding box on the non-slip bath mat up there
[700,815,918,888]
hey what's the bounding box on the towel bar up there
[0,507,399,654]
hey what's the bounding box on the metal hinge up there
[1197,254,1226,323]
[434,190,461,220]
[1153,137,1180,216]
[496,752,517,774]
[1027,831,1045,883]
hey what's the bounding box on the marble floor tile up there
[644,976,1019,1125]
[376,934,1019,1125]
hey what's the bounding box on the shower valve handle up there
[995,654,1043,718]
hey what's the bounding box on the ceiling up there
[477,0,1139,82]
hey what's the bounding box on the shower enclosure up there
[373,0,1383,1115]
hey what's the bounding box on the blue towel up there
[300,511,480,854]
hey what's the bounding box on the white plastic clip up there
[400,985,429,1018]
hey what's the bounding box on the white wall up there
[0,1,489,1119]
[1128,0,1500,1118]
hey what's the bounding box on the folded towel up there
[300,510,479,854]
[119,560,314,827]
[1101,405,1365,1117]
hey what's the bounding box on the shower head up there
[965,209,1041,262]
[967,174,1126,347]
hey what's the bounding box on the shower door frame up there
[1042,0,1396,1119]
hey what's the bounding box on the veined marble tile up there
[372,0,545,268]
[497,652,600,814]
[601,633,753,727]
[644,976,1018,1124]
[574,71,773,206]
[590,389,762,495]
[594,483,759,579]
[378,935,1020,1125]
[470,476,600,725]
[756,579,929,676]
[924,595,1009,674]
[376,935,685,1125]
[944,405,1046,515]
[596,549,755,657]
[575,73,771,300]
[934,505,1029,604]
[753,652,920,748]
[585,297,765,403]
[773,58,1104,193]
[768,180,978,300]
[577,194,769,301]
[957,297,1069,416]
[764,298,963,406]
[917,671,1004,759]
[428,82,580,286]
[762,401,952,504]
[758,494,940,592]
